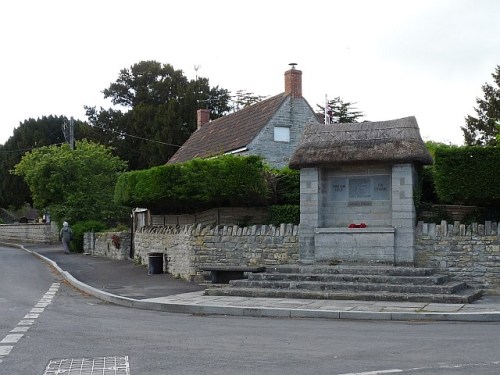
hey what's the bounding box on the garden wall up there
[415,220,500,292]
[133,224,299,281]
[0,222,59,243]
[84,220,499,294]
[83,231,131,260]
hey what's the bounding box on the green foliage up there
[462,65,500,146]
[265,167,300,205]
[433,146,500,206]
[70,220,107,253]
[230,90,268,111]
[416,203,453,224]
[266,205,300,225]
[420,165,439,203]
[85,60,231,170]
[0,115,68,208]
[115,155,269,213]
[13,140,129,224]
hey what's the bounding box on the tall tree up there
[462,65,500,146]
[0,116,68,208]
[85,61,231,170]
[230,90,268,112]
[13,140,128,224]
[316,96,364,124]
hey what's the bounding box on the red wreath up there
[348,223,367,228]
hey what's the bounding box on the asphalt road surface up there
[1,245,499,374]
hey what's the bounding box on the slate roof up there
[168,93,289,164]
[289,116,433,168]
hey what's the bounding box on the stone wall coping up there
[315,227,395,234]
[137,223,299,237]
[417,220,498,238]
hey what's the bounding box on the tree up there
[0,116,68,208]
[462,65,500,146]
[85,60,231,170]
[230,90,268,112]
[316,96,364,124]
[13,140,128,224]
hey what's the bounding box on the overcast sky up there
[1,0,499,146]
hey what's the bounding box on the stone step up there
[269,265,438,277]
[247,272,450,285]
[204,287,484,304]
[229,279,467,295]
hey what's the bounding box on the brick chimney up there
[197,108,211,129]
[284,64,302,98]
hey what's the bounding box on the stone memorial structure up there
[289,116,433,265]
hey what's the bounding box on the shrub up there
[433,146,500,207]
[265,167,300,205]
[266,205,300,225]
[69,220,107,253]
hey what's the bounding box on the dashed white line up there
[0,346,13,356]
[1,334,24,344]
[0,282,60,363]
[18,319,35,326]
[23,313,40,319]
[10,326,29,333]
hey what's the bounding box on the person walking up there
[60,221,73,254]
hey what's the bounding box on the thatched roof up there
[289,116,433,168]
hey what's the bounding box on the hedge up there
[433,146,500,206]
[114,155,269,213]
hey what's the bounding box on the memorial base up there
[314,227,395,264]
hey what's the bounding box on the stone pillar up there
[299,167,319,263]
[392,164,417,265]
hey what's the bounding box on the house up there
[167,65,321,168]
[0,204,40,224]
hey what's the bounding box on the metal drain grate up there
[43,356,130,375]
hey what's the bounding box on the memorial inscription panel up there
[331,175,390,202]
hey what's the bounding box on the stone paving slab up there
[4,242,500,322]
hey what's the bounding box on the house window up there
[274,126,290,142]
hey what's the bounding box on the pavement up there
[4,242,500,322]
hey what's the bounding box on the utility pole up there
[63,117,75,150]
[69,116,75,150]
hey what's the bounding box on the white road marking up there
[337,360,500,374]
[10,326,29,333]
[0,346,13,355]
[338,370,402,375]
[0,282,60,361]
[1,334,24,344]
[18,319,34,325]
[23,313,39,319]
[43,356,130,375]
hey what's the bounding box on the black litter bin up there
[148,252,164,275]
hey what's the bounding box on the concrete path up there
[3,242,500,322]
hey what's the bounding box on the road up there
[1,245,499,374]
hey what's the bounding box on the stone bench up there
[200,265,266,284]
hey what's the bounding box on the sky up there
[1,0,499,146]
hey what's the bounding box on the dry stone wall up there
[84,231,131,260]
[415,220,500,292]
[133,224,299,281]
[83,221,499,294]
[0,222,58,243]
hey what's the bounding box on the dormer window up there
[274,126,290,142]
